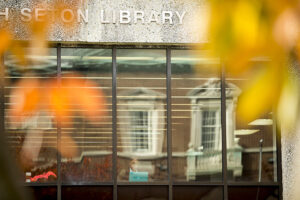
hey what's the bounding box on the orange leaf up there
[0,29,11,54]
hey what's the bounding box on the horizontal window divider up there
[171,78,220,80]
[117,77,166,80]
[24,182,58,187]
[117,181,169,186]
[227,182,280,186]
[172,182,223,186]
[61,182,114,186]
[59,43,191,49]
[11,145,58,148]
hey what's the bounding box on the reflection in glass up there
[228,186,279,200]
[227,64,277,182]
[61,48,112,182]
[117,49,167,182]
[118,186,168,200]
[30,187,57,200]
[173,186,223,200]
[62,186,112,200]
[171,50,222,181]
[5,49,58,183]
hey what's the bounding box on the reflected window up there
[117,49,167,182]
[201,109,219,150]
[186,79,242,181]
[171,50,222,182]
[119,88,165,156]
[130,110,150,152]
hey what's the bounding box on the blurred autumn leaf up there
[8,74,107,157]
[0,29,11,54]
[0,0,94,158]
[0,1,91,199]
[208,0,300,129]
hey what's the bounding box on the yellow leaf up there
[277,73,299,131]
[237,65,281,122]
[233,0,260,48]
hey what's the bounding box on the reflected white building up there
[186,79,243,180]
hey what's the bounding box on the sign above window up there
[1,8,186,25]
[0,0,208,43]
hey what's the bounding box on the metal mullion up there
[276,120,282,199]
[221,62,228,200]
[167,48,172,200]
[112,47,118,200]
[57,44,62,200]
[0,54,4,142]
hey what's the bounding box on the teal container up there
[129,171,149,182]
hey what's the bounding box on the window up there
[129,110,151,152]
[118,88,165,156]
[201,110,219,150]
[187,79,223,152]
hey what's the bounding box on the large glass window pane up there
[226,62,277,182]
[5,48,58,183]
[29,187,57,200]
[61,48,112,183]
[117,49,167,182]
[173,186,223,200]
[228,186,279,200]
[62,186,112,200]
[171,50,222,182]
[118,186,168,200]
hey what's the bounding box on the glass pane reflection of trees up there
[5,48,58,183]
[60,48,113,183]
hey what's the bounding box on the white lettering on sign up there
[77,9,88,23]
[100,10,109,24]
[175,11,186,24]
[35,8,46,21]
[148,11,159,24]
[61,9,75,23]
[112,10,117,24]
[21,8,32,22]
[134,11,145,24]
[0,8,187,25]
[0,8,9,21]
[120,10,131,24]
[162,11,173,24]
